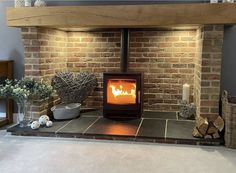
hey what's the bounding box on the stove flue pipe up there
[120,28,129,73]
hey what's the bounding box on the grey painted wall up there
[0,1,24,113]
[221,25,236,95]
[0,0,235,113]
[0,1,24,79]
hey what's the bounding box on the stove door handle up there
[138,90,140,104]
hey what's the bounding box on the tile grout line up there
[55,120,73,134]
[82,116,101,135]
[167,118,195,123]
[135,118,144,137]
[143,117,174,121]
[164,119,168,138]
[81,115,102,118]
[176,111,178,120]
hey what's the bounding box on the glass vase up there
[17,101,32,127]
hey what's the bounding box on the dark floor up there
[7,110,224,145]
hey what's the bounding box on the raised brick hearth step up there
[7,111,223,146]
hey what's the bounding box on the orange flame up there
[107,80,136,105]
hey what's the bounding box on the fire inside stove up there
[107,79,136,105]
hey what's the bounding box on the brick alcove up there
[21,25,223,121]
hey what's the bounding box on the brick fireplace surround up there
[21,25,223,121]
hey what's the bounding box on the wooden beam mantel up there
[6,3,236,28]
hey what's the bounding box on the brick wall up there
[67,31,121,108]
[66,29,196,110]
[194,27,203,119]
[22,27,67,117]
[200,25,224,119]
[21,26,223,119]
[23,27,67,81]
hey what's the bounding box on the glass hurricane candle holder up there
[17,101,32,127]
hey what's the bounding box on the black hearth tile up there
[80,108,98,113]
[56,133,93,139]
[198,139,224,146]
[113,136,136,142]
[135,138,156,143]
[166,120,196,140]
[143,111,177,119]
[57,116,99,134]
[94,135,114,141]
[7,120,71,134]
[11,132,56,138]
[177,112,196,121]
[137,119,166,138]
[80,110,102,117]
[39,120,71,133]
[7,124,32,133]
[85,118,141,137]
[176,139,198,145]
[155,138,177,144]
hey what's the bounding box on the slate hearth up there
[7,111,224,146]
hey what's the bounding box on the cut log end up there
[213,116,224,132]
[196,116,209,136]
[192,127,203,138]
[193,115,224,139]
[207,122,218,134]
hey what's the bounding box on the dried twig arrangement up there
[52,72,97,104]
[179,100,196,119]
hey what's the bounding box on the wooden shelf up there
[0,60,13,128]
[6,3,236,29]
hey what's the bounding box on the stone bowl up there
[51,103,81,120]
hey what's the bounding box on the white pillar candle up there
[182,83,190,103]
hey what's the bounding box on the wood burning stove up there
[103,73,143,119]
[103,29,143,119]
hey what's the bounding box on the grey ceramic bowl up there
[51,103,81,120]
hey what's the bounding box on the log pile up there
[192,115,224,139]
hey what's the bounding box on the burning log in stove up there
[192,115,224,139]
[107,79,136,105]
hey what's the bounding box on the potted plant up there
[0,78,54,127]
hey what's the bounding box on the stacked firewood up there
[192,115,224,139]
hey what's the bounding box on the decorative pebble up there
[46,121,53,127]
[31,121,40,130]
[39,115,49,125]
